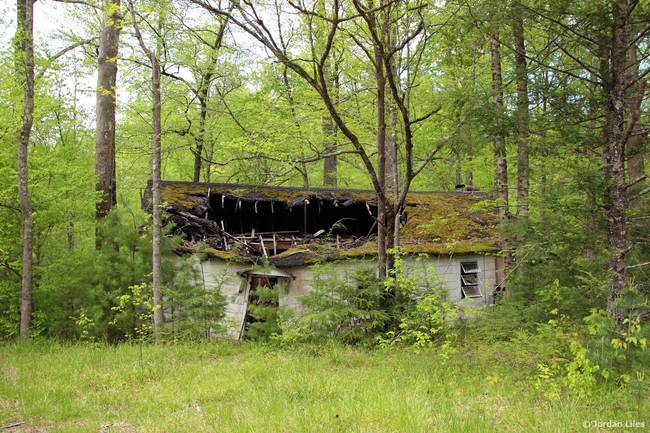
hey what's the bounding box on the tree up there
[601,0,633,325]
[489,33,508,222]
[128,0,164,338]
[15,0,35,339]
[523,0,649,325]
[512,2,529,216]
[191,17,229,182]
[96,0,122,222]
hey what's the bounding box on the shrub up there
[244,283,282,341]
[277,264,390,345]
[277,254,460,349]
[163,256,226,341]
[380,288,458,351]
[583,307,649,384]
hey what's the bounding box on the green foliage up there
[0,203,222,341]
[111,283,156,342]
[0,0,646,397]
[244,283,282,341]
[380,250,460,351]
[534,338,602,401]
[0,280,19,339]
[163,258,226,341]
[277,254,460,348]
[381,290,458,352]
[72,310,96,343]
[583,308,650,384]
[564,340,600,397]
[466,296,649,400]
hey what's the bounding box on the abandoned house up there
[144,180,503,339]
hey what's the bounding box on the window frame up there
[460,260,482,299]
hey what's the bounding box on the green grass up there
[0,342,647,433]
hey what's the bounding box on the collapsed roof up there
[143,180,500,266]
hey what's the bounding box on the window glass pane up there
[461,285,482,298]
[461,274,479,285]
[461,261,479,273]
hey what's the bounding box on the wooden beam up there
[259,235,268,257]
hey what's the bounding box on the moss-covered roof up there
[149,180,500,264]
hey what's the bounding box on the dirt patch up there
[98,421,142,433]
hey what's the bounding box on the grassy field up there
[0,342,647,433]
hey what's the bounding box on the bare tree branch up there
[35,38,96,81]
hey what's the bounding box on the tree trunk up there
[512,6,530,216]
[95,0,121,222]
[17,0,34,340]
[323,148,337,186]
[322,110,337,187]
[490,34,509,222]
[603,0,630,326]
[375,40,389,279]
[193,94,208,182]
[490,33,509,294]
[384,5,400,257]
[453,111,463,187]
[386,94,398,195]
[384,206,396,271]
[464,122,474,186]
[323,60,337,187]
[129,0,165,339]
[625,41,647,185]
[151,53,164,339]
[193,18,228,183]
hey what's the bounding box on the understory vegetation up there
[1,341,648,433]
[273,260,650,393]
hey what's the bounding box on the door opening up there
[242,276,281,340]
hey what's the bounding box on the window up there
[460,261,482,299]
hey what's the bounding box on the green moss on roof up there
[273,242,338,257]
[270,237,499,266]
[205,247,251,263]
[400,239,500,255]
[400,196,497,244]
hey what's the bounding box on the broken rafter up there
[259,235,268,257]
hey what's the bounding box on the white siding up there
[400,254,497,307]
[196,254,498,338]
[193,260,248,338]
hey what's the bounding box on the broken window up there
[460,261,482,299]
